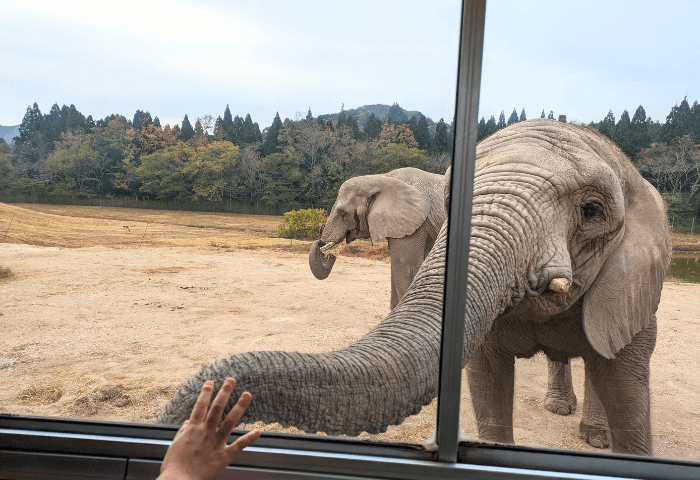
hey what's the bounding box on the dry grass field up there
[1,202,699,460]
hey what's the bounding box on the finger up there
[225,429,261,457]
[173,420,190,440]
[189,381,214,424]
[218,391,252,437]
[206,377,236,427]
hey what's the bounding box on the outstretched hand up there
[157,378,261,480]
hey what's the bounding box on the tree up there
[434,118,450,153]
[378,121,418,147]
[345,115,361,139]
[363,113,382,140]
[181,141,239,202]
[661,96,693,144]
[413,115,431,150]
[372,143,426,173]
[477,117,487,141]
[387,103,408,124]
[629,105,651,156]
[507,108,519,126]
[497,111,507,129]
[519,108,527,122]
[598,110,616,138]
[262,112,283,156]
[260,151,302,207]
[637,135,699,197]
[612,110,633,157]
[153,116,161,128]
[484,115,497,137]
[136,143,194,200]
[306,108,313,122]
[180,115,195,142]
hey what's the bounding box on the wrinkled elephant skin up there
[158,121,671,456]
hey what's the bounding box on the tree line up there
[0,98,698,230]
[0,103,453,212]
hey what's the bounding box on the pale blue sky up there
[1,0,698,129]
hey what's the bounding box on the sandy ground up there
[1,203,698,461]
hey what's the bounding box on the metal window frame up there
[2,1,700,479]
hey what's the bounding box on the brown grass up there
[17,384,64,405]
[0,202,286,249]
[671,232,700,252]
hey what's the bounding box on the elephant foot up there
[579,421,610,449]
[544,390,577,416]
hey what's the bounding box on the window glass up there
[459,1,700,461]
[0,1,461,444]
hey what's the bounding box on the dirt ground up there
[1,203,698,461]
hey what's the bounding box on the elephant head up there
[309,174,431,280]
[158,121,670,453]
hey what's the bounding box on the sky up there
[1,0,698,130]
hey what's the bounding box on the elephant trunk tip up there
[548,278,571,293]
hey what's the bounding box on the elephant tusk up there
[548,278,571,293]
[320,242,336,253]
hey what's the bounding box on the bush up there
[277,208,328,240]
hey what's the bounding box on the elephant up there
[158,120,671,456]
[308,167,445,310]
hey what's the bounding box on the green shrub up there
[277,208,328,240]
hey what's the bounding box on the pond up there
[668,253,700,283]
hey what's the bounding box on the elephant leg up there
[579,369,610,449]
[583,318,656,455]
[467,343,515,444]
[388,234,428,310]
[544,358,577,416]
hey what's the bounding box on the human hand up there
[157,378,261,480]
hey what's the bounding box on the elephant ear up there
[582,180,671,359]
[366,176,431,241]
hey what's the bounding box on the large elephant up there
[308,167,445,310]
[158,120,671,455]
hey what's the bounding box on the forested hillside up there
[1,99,698,230]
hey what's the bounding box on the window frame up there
[2,1,700,478]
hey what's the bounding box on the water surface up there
[668,253,700,283]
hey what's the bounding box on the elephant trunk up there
[309,240,336,280]
[158,207,531,435]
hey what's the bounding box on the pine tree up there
[691,100,700,143]
[612,110,633,156]
[18,103,44,145]
[661,96,692,144]
[598,110,616,138]
[629,105,651,155]
[262,112,283,156]
[414,114,431,150]
[541,109,546,119]
[519,108,527,122]
[133,110,146,130]
[223,105,234,143]
[363,113,382,140]
[345,115,361,139]
[434,118,450,153]
[153,116,161,128]
[180,114,195,141]
[547,111,554,120]
[306,108,313,122]
[387,103,408,124]
[477,117,486,140]
[484,116,497,137]
[507,108,519,126]
[497,111,507,129]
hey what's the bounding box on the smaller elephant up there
[309,167,445,310]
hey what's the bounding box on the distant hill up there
[0,124,19,145]
[318,104,437,132]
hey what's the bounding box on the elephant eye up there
[581,202,604,221]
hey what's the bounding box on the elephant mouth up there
[320,242,336,253]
